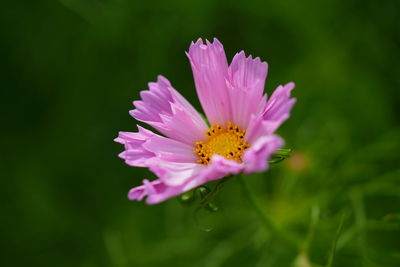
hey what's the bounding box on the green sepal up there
[269,148,292,164]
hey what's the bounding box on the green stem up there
[238,175,300,250]
[200,177,231,206]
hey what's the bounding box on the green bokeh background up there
[2,0,399,266]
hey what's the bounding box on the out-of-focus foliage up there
[1,0,399,266]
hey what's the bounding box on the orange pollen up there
[194,121,250,165]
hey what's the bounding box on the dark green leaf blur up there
[1,0,399,266]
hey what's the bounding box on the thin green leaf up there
[326,214,345,267]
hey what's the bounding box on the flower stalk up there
[238,175,300,250]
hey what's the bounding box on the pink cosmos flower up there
[115,38,296,204]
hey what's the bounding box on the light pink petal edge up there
[128,155,243,205]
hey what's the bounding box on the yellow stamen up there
[194,121,250,165]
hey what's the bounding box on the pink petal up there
[128,180,151,201]
[243,135,283,174]
[128,179,181,204]
[262,82,296,132]
[245,115,279,144]
[149,154,242,189]
[147,160,205,186]
[142,134,198,163]
[227,51,268,129]
[114,126,197,167]
[186,38,232,125]
[114,127,156,166]
[181,155,243,191]
[126,133,281,204]
[130,75,208,145]
[245,82,295,144]
[128,156,244,205]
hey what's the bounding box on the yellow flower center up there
[194,121,250,165]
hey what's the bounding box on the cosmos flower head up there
[115,38,296,204]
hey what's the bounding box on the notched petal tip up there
[187,38,203,53]
[114,133,125,143]
[235,50,245,57]
[271,82,296,98]
[118,151,126,159]
[212,37,222,44]
[194,38,203,45]
[156,75,171,86]
[285,82,295,92]
[232,50,268,66]
[188,37,224,53]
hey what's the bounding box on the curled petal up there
[243,135,283,173]
[128,179,155,201]
[128,179,182,204]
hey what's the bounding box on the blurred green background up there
[1,0,399,266]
